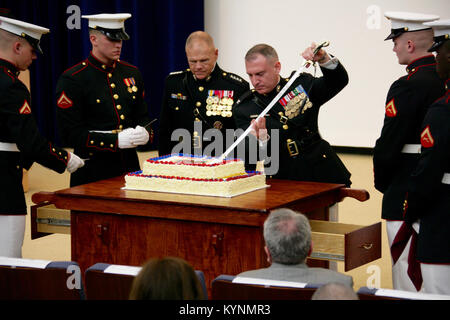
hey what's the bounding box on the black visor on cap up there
[428,35,449,52]
[92,26,130,41]
[385,27,434,41]
[385,27,408,40]
[20,33,43,54]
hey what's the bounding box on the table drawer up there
[31,204,70,239]
[310,220,381,271]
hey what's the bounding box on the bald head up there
[185,31,215,51]
[185,31,218,80]
[311,283,359,300]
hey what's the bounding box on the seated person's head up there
[263,208,311,265]
[311,282,359,300]
[129,257,204,300]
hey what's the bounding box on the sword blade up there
[219,58,309,160]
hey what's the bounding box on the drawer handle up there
[360,243,373,250]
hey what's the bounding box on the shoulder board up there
[234,89,255,106]
[63,60,89,76]
[0,67,17,82]
[117,60,137,69]
[169,69,189,76]
[222,72,247,85]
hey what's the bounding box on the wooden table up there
[32,176,372,294]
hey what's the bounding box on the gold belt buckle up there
[287,139,299,157]
[280,115,288,124]
[193,108,200,117]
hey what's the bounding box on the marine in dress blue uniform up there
[234,43,351,185]
[404,19,450,295]
[158,31,249,157]
[0,14,84,257]
[373,12,443,292]
[56,14,152,187]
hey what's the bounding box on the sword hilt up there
[304,41,330,68]
[313,41,330,55]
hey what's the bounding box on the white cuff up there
[319,56,339,70]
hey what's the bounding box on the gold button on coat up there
[199,86,204,92]
[196,102,201,107]
[114,94,119,100]
[120,115,125,120]
[116,105,122,110]
[111,83,116,88]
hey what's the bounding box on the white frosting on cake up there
[143,155,245,179]
[125,154,267,197]
[125,172,266,197]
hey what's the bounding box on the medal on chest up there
[123,77,138,93]
[205,90,234,118]
[279,85,312,119]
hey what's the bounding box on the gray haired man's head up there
[263,208,311,265]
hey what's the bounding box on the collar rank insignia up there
[19,100,32,114]
[57,91,73,109]
[385,98,397,117]
[420,125,434,148]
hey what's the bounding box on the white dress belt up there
[89,130,122,134]
[401,144,421,154]
[443,173,450,185]
[0,142,19,152]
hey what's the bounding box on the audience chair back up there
[85,263,208,300]
[85,263,138,300]
[357,287,450,300]
[0,256,84,300]
[211,275,319,300]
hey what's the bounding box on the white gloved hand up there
[118,128,136,149]
[66,152,85,173]
[130,125,150,146]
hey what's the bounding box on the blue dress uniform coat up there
[234,61,351,186]
[56,53,151,187]
[404,80,450,263]
[158,65,249,157]
[373,55,445,220]
[0,59,68,215]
